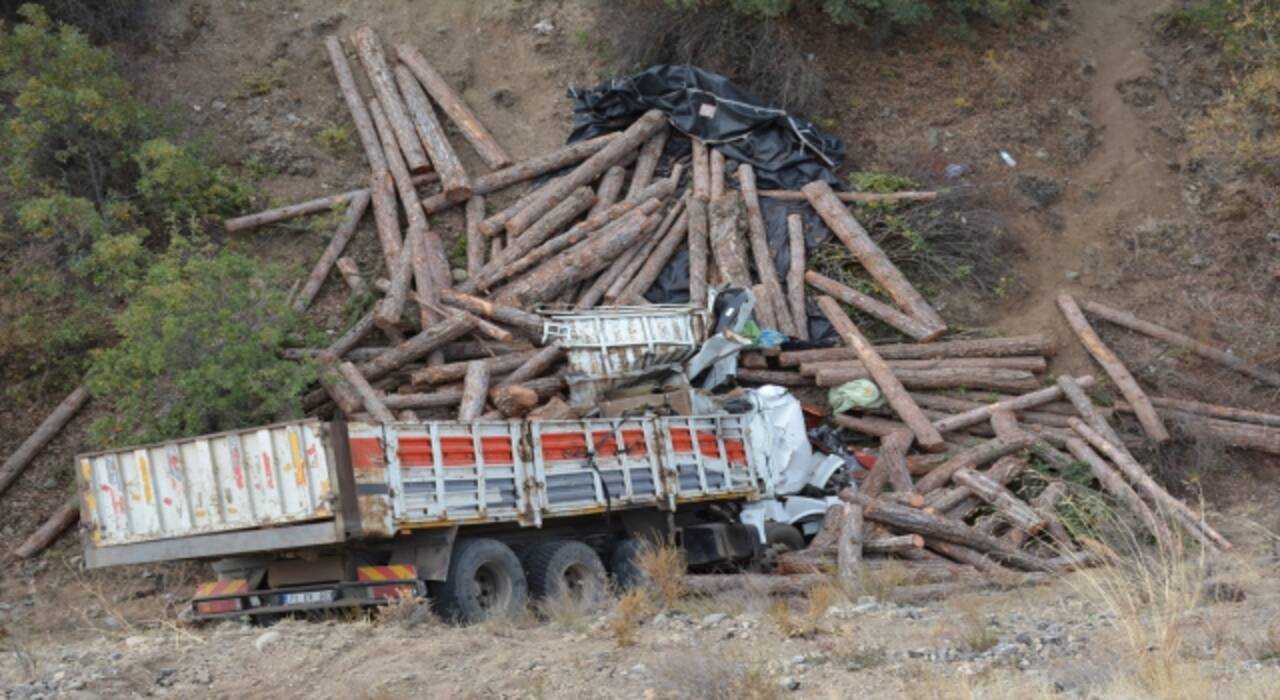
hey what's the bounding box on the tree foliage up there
[665,0,1033,33]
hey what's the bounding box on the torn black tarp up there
[567,65,846,340]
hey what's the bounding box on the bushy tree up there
[86,249,316,445]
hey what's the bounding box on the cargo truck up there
[75,391,841,623]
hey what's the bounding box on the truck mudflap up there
[190,565,422,621]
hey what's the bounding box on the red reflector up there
[370,584,415,601]
[195,599,242,615]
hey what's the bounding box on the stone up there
[779,676,800,691]
[700,613,728,627]
[254,630,282,652]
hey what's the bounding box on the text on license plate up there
[282,590,338,606]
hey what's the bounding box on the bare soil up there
[2,0,1279,696]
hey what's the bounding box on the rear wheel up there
[522,540,607,603]
[759,522,805,572]
[609,538,650,591]
[430,538,528,623]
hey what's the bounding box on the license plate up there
[281,590,338,606]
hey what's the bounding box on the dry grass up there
[855,559,913,602]
[635,542,686,609]
[609,589,651,647]
[951,599,1000,653]
[648,648,782,700]
[768,581,840,639]
[376,594,437,630]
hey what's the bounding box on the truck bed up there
[78,414,762,568]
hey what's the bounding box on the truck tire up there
[430,538,528,623]
[522,540,606,602]
[608,539,649,591]
[764,522,805,552]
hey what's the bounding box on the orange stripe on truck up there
[193,579,249,599]
[357,565,416,582]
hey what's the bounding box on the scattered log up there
[440,340,535,362]
[458,361,491,420]
[759,188,939,204]
[913,435,1035,493]
[860,429,915,499]
[411,349,536,385]
[807,505,845,551]
[837,503,864,582]
[1056,374,1130,458]
[864,534,925,555]
[841,490,1054,572]
[374,244,414,332]
[396,44,513,170]
[13,499,79,560]
[779,334,1056,367]
[687,196,710,307]
[989,408,1020,440]
[490,384,539,417]
[879,492,926,507]
[936,456,1027,520]
[814,367,1041,393]
[323,35,390,175]
[751,284,777,329]
[818,296,945,452]
[1080,299,1280,387]
[708,191,752,288]
[618,205,691,304]
[420,133,618,214]
[318,359,364,417]
[468,187,597,290]
[802,356,1047,376]
[585,210,666,307]
[803,180,945,334]
[1062,436,1173,545]
[358,313,477,381]
[953,468,1045,533]
[0,385,90,498]
[351,27,429,173]
[369,170,404,272]
[910,393,1080,429]
[465,196,487,280]
[691,139,710,201]
[591,166,628,219]
[709,148,726,198]
[497,344,564,387]
[1134,396,1280,429]
[925,539,1012,575]
[501,110,666,237]
[385,375,564,410]
[1009,480,1070,548]
[739,164,799,337]
[831,413,912,438]
[735,369,809,386]
[930,376,1095,434]
[293,190,370,313]
[1058,294,1168,443]
[786,214,808,341]
[338,361,395,423]
[394,65,471,202]
[625,125,669,201]
[223,179,437,235]
[1070,419,1229,550]
[318,311,378,366]
[438,288,544,340]
[804,274,942,344]
[1114,403,1280,454]
[335,257,368,296]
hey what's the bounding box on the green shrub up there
[134,138,251,238]
[86,249,315,445]
[664,0,1032,33]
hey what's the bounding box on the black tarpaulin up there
[567,65,846,341]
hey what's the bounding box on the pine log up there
[394,65,471,201]
[1062,436,1173,545]
[319,311,378,365]
[837,503,864,582]
[910,393,1081,429]
[338,361,395,422]
[735,369,809,386]
[411,349,536,385]
[739,164,799,337]
[223,179,439,234]
[589,206,669,305]
[760,188,939,204]
[1116,404,1280,455]
[324,35,388,173]
[497,344,564,387]
[386,375,565,410]
[591,166,628,218]
[396,44,513,170]
[925,539,1011,575]
[708,192,752,287]
[709,148,726,198]
[814,367,1041,393]
[1131,396,1280,429]
[502,110,666,237]
[370,99,435,328]
[351,27,429,173]
[465,196,486,280]
[803,180,945,334]
[318,359,363,417]
[1070,420,1229,550]
[1058,294,1168,442]
[807,505,845,551]
[1056,374,1130,458]
[860,430,915,497]
[368,170,404,272]
[879,492,926,507]
[420,134,618,214]
[952,468,1045,533]
[751,284,777,329]
[913,435,1035,493]
[438,288,544,340]
[440,340,535,362]
[831,414,911,438]
[803,271,941,341]
[490,384,539,417]
[0,385,90,497]
[930,376,1095,434]
[935,456,1027,519]
[458,361,491,420]
[818,296,944,451]
[687,196,710,307]
[691,139,710,201]
[803,356,1047,377]
[374,244,413,332]
[358,313,477,381]
[293,190,370,313]
[497,209,660,306]
[1081,299,1280,387]
[626,125,669,201]
[1008,480,1070,548]
[13,499,79,560]
[841,491,1055,572]
[779,334,1056,367]
[335,257,368,296]
[864,534,925,555]
[618,204,690,304]
[989,409,1020,440]
[785,214,809,341]
[469,187,597,290]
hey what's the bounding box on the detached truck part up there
[75,413,777,623]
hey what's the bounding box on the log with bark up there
[929,376,1095,434]
[779,334,1056,366]
[411,349,536,385]
[818,296,945,451]
[490,384,540,417]
[0,385,90,498]
[591,166,628,218]
[687,196,709,307]
[1009,480,1070,548]
[351,27,429,173]
[837,502,864,582]
[338,361,395,422]
[760,188,939,204]
[952,468,1045,533]
[739,164,799,336]
[438,288,544,340]
[708,191,752,288]
[293,190,370,313]
[335,256,368,296]
[814,367,1042,393]
[860,429,915,497]
[735,369,809,386]
[937,456,1027,520]
[12,499,79,560]
[912,434,1036,493]
[1080,299,1280,387]
[830,413,913,438]
[1116,404,1280,455]
[465,196,487,280]
[1056,374,1130,458]
[801,356,1047,376]
[804,270,942,342]
[358,313,477,381]
[804,180,945,335]
[458,361,491,420]
[1130,396,1280,429]
[1058,294,1168,443]
[394,65,471,202]
[396,44,513,170]
[785,213,808,341]
[497,344,564,388]
[618,205,691,304]
[625,125,669,201]
[386,375,565,410]
[1061,436,1173,545]
[374,244,414,332]
[467,187,597,291]
[750,284,777,330]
